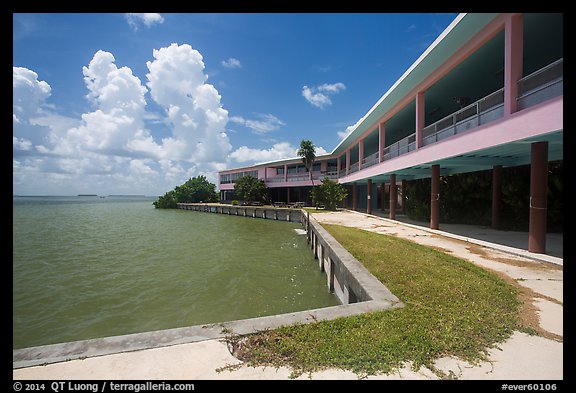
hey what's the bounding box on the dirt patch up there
[465,244,563,272]
[422,235,562,341]
[514,281,563,342]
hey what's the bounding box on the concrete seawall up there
[176,203,303,223]
[13,206,402,369]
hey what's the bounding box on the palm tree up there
[298,139,316,187]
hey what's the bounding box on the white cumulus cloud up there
[229,113,285,134]
[13,43,234,196]
[337,125,355,139]
[221,57,242,69]
[146,43,232,163]
[230,142,328,164]
[125,13,164,30]
[302,82,346,109]
[230,142,298,163]
[13,67,51,123]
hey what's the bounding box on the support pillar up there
[492,165,502,230]
[367,179,372,215]
[352,183,357,211]
[389,174,396,220]
[287,187,290,204]
[528,142,548,253]
[430,165,440,230]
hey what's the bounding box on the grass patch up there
[302,207,339,214]
[226,224,521,378]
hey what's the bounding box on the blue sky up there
[13,13,458,196]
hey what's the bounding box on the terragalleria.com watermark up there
[13,382,195,393]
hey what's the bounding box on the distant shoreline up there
[14,195,154,198]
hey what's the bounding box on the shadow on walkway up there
[363,210,563,259]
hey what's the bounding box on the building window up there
[276,167,285,175]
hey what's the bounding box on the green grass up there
[226,224,521,378]
[302,207,339,214]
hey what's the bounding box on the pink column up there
[346,149,350,176]
[504,13,523,116]
[337,156,340,178]
[367,179,372,214]
[378,122,386,162]
[528,142,548,253]
[358,140,364,171]
[430,165,440,230]
[284,164,288,182]
[416,91,425,149]
[389,174,396,220]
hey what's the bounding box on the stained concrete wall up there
[176,203,303,223]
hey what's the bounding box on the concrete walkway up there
[13,210,563,380]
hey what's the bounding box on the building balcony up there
[383,133,417,161]
[517,58,563,111]
[225,58,563,189]
[362,151,380,169]
[421,88,505,147]
[264,171,338,186]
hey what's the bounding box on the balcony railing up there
[286,174,312,182]
[361,151,380,169]
[319,171,338,180]
[517,58,563,110]
[421,88,505,147]
[266,176,286,183]
[383,133,416,161]
[349,162,359,174]
[266,171,338,184]
[265,60,563,183]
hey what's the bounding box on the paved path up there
[14,211,563,380]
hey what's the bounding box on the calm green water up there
[13,196,338,349]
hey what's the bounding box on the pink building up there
[219,13,563,254]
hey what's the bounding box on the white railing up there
[319,171,338,180]
[382,133,416,161]
[349,162,359,174]
[361,151,380,169]
[286,174,312,182]
[517,58,563,110]
[421,88,505,147]
[266,176,286,183]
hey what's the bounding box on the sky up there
[13,12,458,196]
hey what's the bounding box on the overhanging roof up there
[331,13,500,156]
